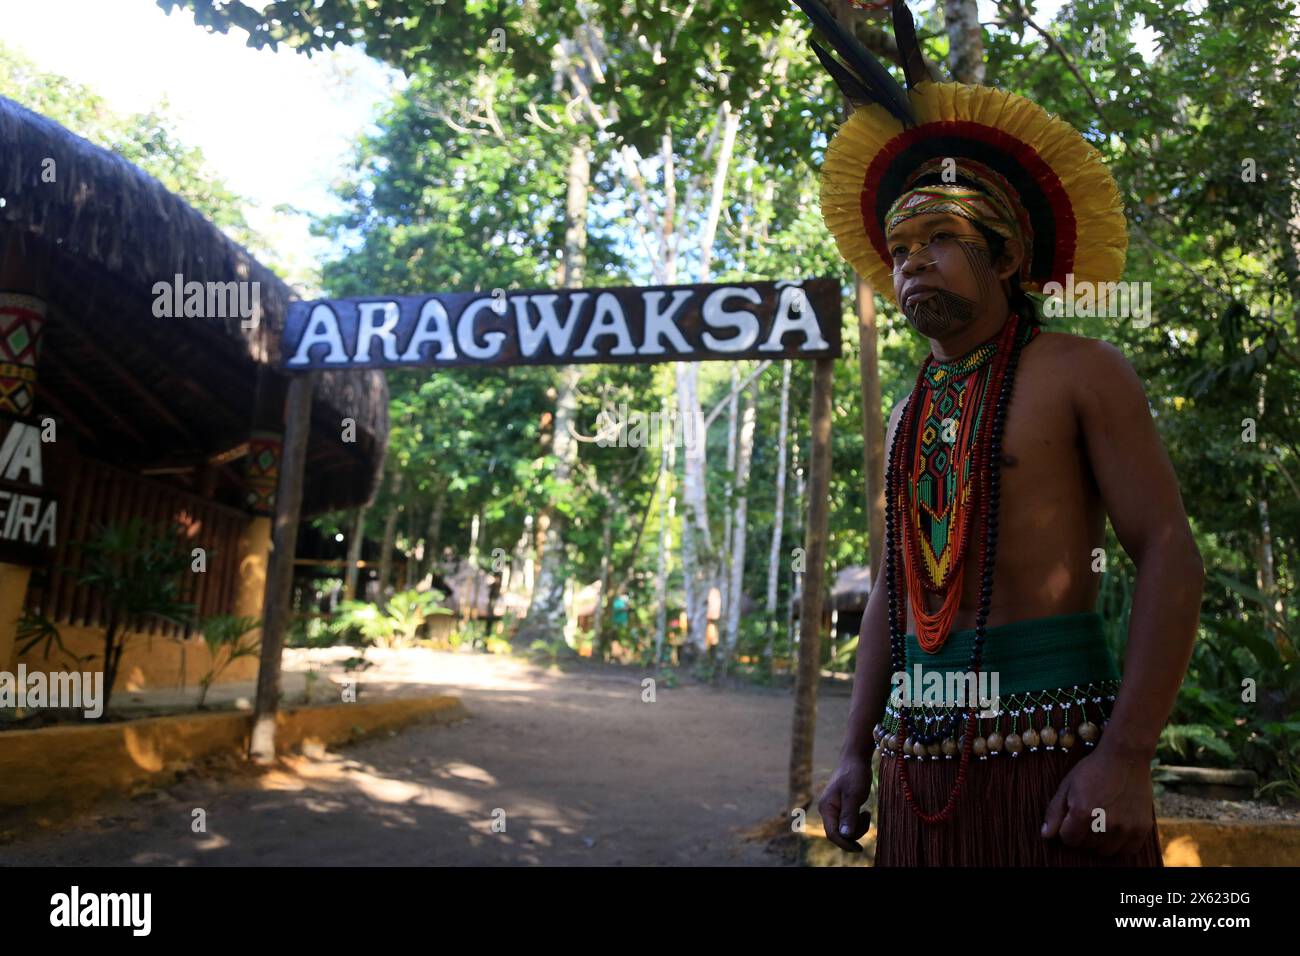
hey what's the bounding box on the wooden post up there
[249,373,315,763]
[789,356,833,810]
[344,504,367,600]
[857,275,885,578]
[0,235,49,674]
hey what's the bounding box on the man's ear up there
[995,238,1024,281]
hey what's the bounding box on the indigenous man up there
[795,1,1205,865]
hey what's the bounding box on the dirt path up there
[0,652,853,866]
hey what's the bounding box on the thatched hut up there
[830,564,872,640]
[0,96,388,692]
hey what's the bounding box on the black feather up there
[791,0,915,127]
[810,40,872,105]
[891,0,929,89]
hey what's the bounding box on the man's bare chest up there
[902,355,1095,538]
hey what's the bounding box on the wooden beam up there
[35,387,97,443]
[60,317,202,447]
[42,350,149,446]
[208,442,250,466]
[250,373,315,763]
[88,271,252,435]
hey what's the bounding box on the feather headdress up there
[792,0,1128,298]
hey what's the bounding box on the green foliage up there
[195,615,262,708]
[1159,723,1236,763]
[1258,760,1300,805]
[0,41,273,261]
[332,589,450,649]
[78,519,196,634]
[287,616,338,648]
[157,1,1300,788]
[14,613,88,666]
[73,518,196,715]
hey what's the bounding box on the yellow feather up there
[817,81,1128,295]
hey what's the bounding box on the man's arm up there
[1043,339,1204,855]
[1074,340,1204,761]
[818,399,906,853]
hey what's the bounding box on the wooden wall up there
[22,454,247,637]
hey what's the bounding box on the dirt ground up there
[0,651,855,866]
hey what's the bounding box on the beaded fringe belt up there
[874,611,1121,761]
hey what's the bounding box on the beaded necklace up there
[902,317,1040,653]
[885,311,1031,824]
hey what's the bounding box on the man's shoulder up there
[1025,330,1132,374]
[1025,331,1146,422]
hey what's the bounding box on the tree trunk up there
[404,508,417,589]
[719,363,739,663]
[718,377,757,682]
[250,373,314,763]
[653,404,675,670]
[943,0,985,83]
[465,512,481,628]
[377,469,404,598]
[1255,381,1283,635]
[765,360,792,673]
[98,609,121,718]
[828,3,887,586]
[594,508,613,659]
[858,276,885,577]
[674,101,740,656]
[420,487,447,581]
[785,433,805,672]
[518,136,589,646]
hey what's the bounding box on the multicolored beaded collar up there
[901,317,1040,654]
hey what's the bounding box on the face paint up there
[894,228,1004,336]
[902,286,977,335]
[953,235,1000,299]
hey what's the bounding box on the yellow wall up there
[16,623,261,692]
[4,516,273,691]
[0,563,32,673]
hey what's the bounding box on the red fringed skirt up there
[874,612,1164,866]
[873,743,1164,866]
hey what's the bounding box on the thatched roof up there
[831,565,873,611]
[0,95,387,513]
[439,561,526,618]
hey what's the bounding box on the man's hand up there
[818,755,873,852]
[1040,746,1155,856]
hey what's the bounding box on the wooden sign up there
[281,278,841,371]
[0,413,57,565]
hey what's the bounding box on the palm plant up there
[195,614,261,708]
[332,589,448,650]
[77,519,195,716]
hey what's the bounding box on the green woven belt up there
[902,611,1120,697]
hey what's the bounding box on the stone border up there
[0,696,467,826]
